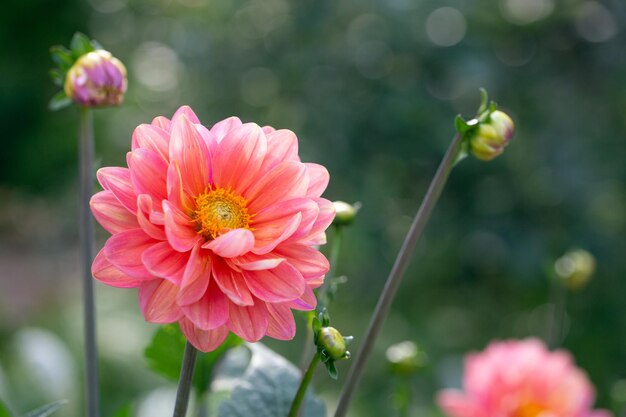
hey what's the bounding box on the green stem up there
[333,134,464,417]
[288,352,320,417]
[79,106,99,417]
[173,342,198,417]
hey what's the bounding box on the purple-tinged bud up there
[64,50,127,107]
[470,110,515,161]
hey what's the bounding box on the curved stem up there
[173,342,198,417]
[79,106,99,417]
[288,352,320,417]
[333,134,464,417]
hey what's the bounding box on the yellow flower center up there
[515,402,545,417]
[192,187,251,239]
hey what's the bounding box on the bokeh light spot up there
[425,7,466,47]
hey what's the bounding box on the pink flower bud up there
[64,50,127,107]
[470,110,515,161]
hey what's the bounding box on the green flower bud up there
[554,249,596,290]
[317,327,350,361]
[386,341,427,376]
[332,201,360,226]
[470,110,515,161]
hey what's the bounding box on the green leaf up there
[325,361,338,380]
[144,324,187,381]
[0,399,13,417]
[454,115,468,135]
[477,87,488,115]
[217,344,326,417]
[111,403,133,417]
[144,324,241,393]
[48,91,72,111]
[70,32,94,58]
[23,400,67,417]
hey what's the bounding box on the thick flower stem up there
[288,352,320,417]
[173,342,199,417]
[79,106,99,417]
[333,134,464,417]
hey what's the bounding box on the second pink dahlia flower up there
[437,338,612,417]
[91,106,334,351]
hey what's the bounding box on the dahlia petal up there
[169,114,211,197]
[245,161,309,213]
[274,244,330,281]
[212,123,267,193]
[104,229,155,279]
[266,303,296,340]
[92,248,144,288]
[163,200,201,252]
[251,213,302,255]
[210,116,242,142]
[259,129,299,173]
[261,125,275,134]
[436,391,476,417]
[181,280,229,330]
[230,254,284,271]
[203,229,255,258]
[252,198,318,245]
[227,300,269,342]
[172,105,201,124]
[242,262,305,303]
[212,257,254,306]
[151,116,172,132]
[138,279,183,323]
[179,319,229,353]
[137,194,166,240]
[290,198,334,245]
[128,148,168,201]
[97,167,138,212]
[167,162,194,212]
[131,123,169,161]
[284,286,317,311]
[142,241,189,284]
[304,163,330,198]
[177,244,211,305]
[90,191,139,234]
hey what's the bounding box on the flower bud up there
[470,110,515,161]
[554,249,596,290]
[64,50,127,107]
[316,327,350,361]
[386,341,427,376]
[332,201,360,226]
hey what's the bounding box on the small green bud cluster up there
[455,89,515,162]
[312,310,353,379]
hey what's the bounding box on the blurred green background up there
[1,0,625,416]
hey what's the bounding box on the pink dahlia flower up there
[91,106,334,351]
[437,338,612,417]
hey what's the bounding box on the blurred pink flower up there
[437,338,612,417]
[91,106,334,351]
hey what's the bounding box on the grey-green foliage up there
[217,344,325,417]
[22,401,67,417]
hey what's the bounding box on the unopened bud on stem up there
[65,50,127,107]
[470,110,515,161]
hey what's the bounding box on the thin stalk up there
[173,342,199,417]
[288,352,320,417]
[333,134,464,417]
[79,106,99,417]
[300,226,344,371]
